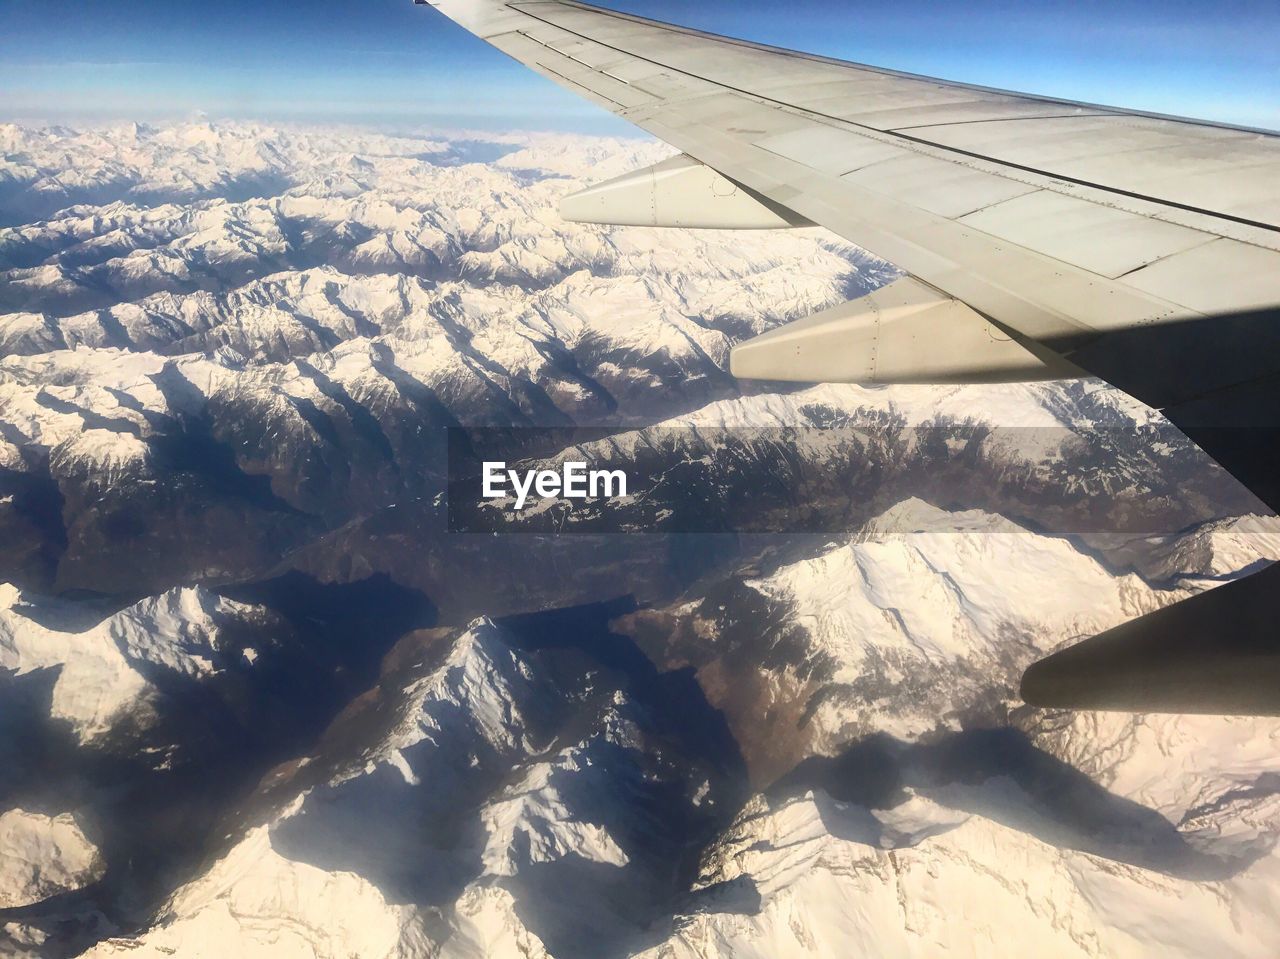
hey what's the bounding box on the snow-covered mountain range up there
[2,121,1279,958]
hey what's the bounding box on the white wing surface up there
[420,0,1280,713]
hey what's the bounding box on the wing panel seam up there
[505,1,1280,234]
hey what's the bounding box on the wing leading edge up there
[420,0,1280,714]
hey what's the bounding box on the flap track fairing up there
[729,276,1081,384]
[560,154,812,229]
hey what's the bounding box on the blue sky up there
[1,0,1276,131]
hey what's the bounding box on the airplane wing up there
[419,0,1280,714]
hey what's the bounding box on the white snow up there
[0,809,103,909]
[641,788,1280,959]
[84,823,425,959]
[5,121,1280,959]
[0,584,257,741]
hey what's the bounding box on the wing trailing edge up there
[729,275,1080,384]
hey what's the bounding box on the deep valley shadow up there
[772,728,1258,881]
